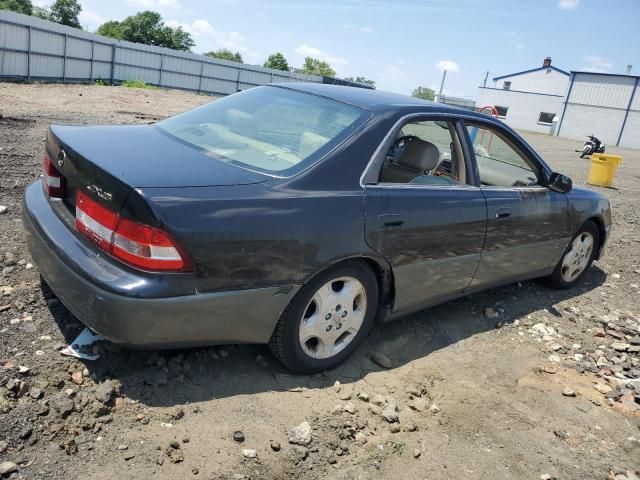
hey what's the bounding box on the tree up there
[411,86,435,101]
[263,52,289,71]
[96,20,124,40]
[32,5,51,19]
[344,76,376,88]
[300,57,335,77]
[96,11,194,51]
[49,0,81,28]
[0,0,32,15]
[205,48,243,63]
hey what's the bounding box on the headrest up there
[398,138,440,171]
[227,109,256,137]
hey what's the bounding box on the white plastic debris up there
[60,328,104,360]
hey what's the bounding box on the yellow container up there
[587,153,623,188]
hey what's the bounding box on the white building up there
[557,72,640,149]
[476,57,570,133]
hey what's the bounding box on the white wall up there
[495,68,569,96]
[619,111,640,149]
[557,104,626,145]
[557,73,639,148]
[476,87,564,133]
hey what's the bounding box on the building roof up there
[493,65,570,81]
[570,70,640,79]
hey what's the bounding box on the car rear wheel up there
[545,221,599,289]
[269,261,379,373]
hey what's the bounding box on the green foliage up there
[263,52,289,71]
[0,0,33,15]
[96,11,194,51]
[391,442,406,455]
[411,86,436,101]
[344,76,376,88]
[96,20,124,40]
[32,5,51,19]
[49,0,81,28]
[121,79,159,90]
[300,57,336,77]
[94,79,106,86]
[205,48,243,63]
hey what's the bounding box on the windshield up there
[156,86,368,176]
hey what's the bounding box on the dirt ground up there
[1,83,639,480]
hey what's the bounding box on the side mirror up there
[548,172,572,193]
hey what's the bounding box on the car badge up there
[57,150,66,168]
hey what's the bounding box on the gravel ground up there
[1,83,639,480]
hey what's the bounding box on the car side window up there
[378,120,467,186]
[466,123,540,188]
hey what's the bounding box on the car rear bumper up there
[22,181,299,347]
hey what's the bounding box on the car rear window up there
[156,86,369,176]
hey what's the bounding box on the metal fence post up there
[89,40,95,82]
[236,68,241,92]
[110,45,116,85]
[62,33,67,82]
[159,53,164,87]
[27,25,32,81]
[197,60,204,93]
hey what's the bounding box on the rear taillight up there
[43,154,64,198]
[75,190,192,272]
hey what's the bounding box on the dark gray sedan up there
[22,83,612,373]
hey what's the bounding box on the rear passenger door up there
[362,116,487,315]
[463,121,570,287]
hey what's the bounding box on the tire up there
[269,261,379,373]
[580,147,590,158]
[545,221,600,289]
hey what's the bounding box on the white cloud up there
[500,31,524,51]
[294,44,348,65]
[128,0,180,10]
[168,19,256,58]
[582,55,613,73]
[435,60,460,73]
[191,19,214,34]
[344,24,375,34]
[370,60,406,92]
[558,0,579,9]
[79,10,105,30]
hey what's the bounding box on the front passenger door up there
[464,121,570,287]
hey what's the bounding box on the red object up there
[75,190,192,272]
[43,154,64,198]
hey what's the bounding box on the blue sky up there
[61,0,639,98]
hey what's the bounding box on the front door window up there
[466,124,539,187]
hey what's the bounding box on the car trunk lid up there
[48,124,266,191]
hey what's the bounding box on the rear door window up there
[378,120,468,186]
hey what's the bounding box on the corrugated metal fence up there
[0,10,323,95]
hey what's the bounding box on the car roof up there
[270,83,473,115]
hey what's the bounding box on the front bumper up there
[22,181,299,347]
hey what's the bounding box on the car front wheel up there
[269,261,379,373]
[546,221,600,289]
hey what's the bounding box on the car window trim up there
[360,112,479,188]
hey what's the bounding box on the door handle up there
[379,214,405,229]
[495,208,511,219]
